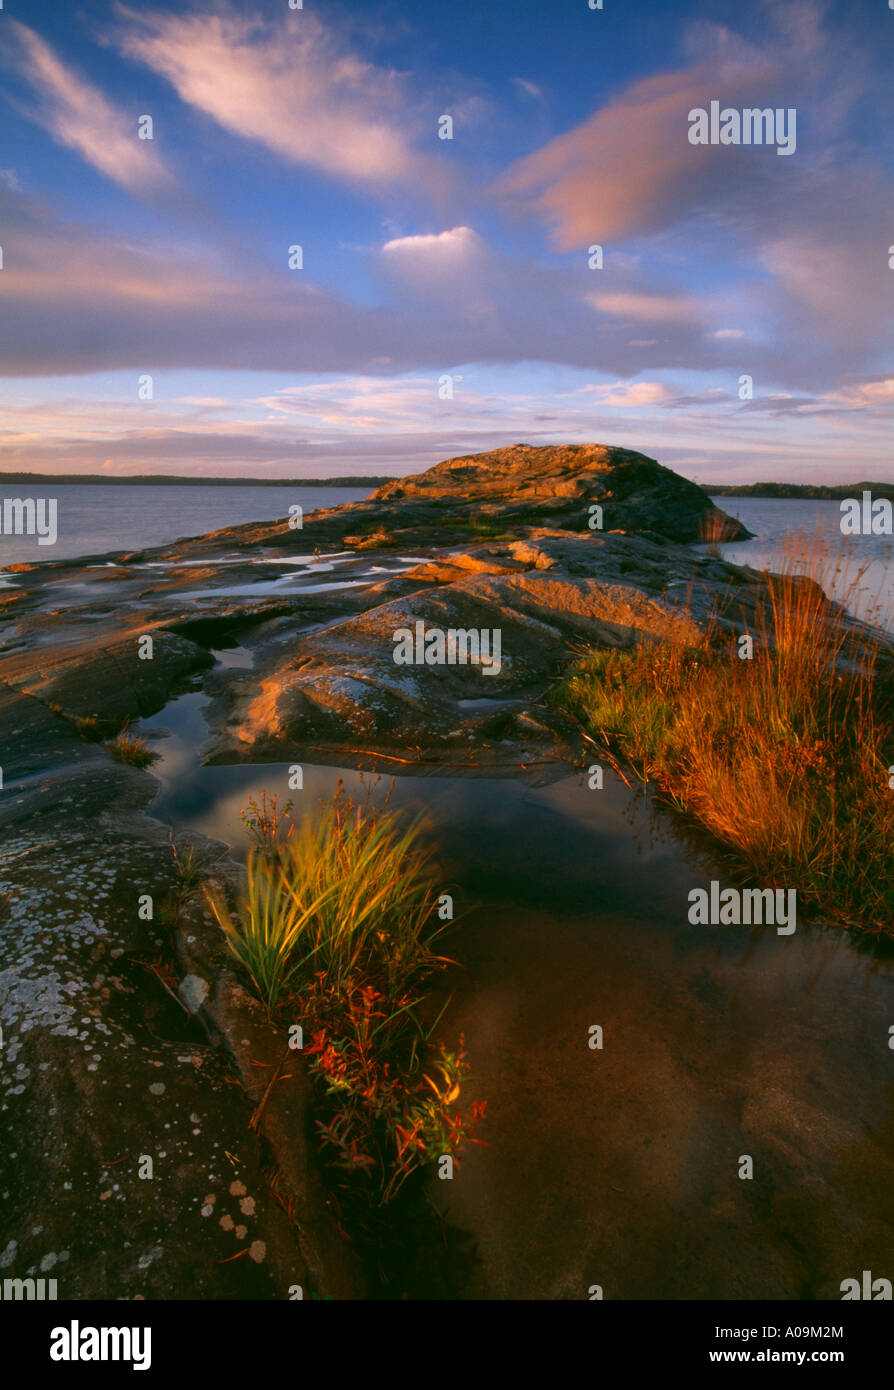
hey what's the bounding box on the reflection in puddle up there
[181,577,375,601]
[137,676,894,1300]
[209,644,255,670]
[456,697,527,711]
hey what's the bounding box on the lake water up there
[0,483,373,565]
[707,495,894,631]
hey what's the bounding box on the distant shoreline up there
[0,474,890,498]
[0,474,394,487]
[704,482,894,500]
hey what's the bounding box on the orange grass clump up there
[555,537,894,932]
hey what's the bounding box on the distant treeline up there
[0,474,394,487]
[706,481,894,499]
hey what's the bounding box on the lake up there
[706,495,894,631]
[0,483,373,565]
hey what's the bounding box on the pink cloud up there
[116,7,438,190]
[496,58,778,247]
[5,21,172,196]
[587,290,710,324]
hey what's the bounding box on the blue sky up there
[1,0,892,482]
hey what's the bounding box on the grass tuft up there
[170,839,203,895]
[207,787,443,1010]
[104,730,159,768]
[554,537,894,932]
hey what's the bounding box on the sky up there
[0,0,892,484]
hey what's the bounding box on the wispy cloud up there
[0,183,734,380]
[115,5,440,191]
[5,20,173,195]
[496,59,764,246]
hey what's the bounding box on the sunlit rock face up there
[371,443,751,545]
[204,528,767,765]
[0,442,761,772]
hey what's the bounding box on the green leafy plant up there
[204,845,333,1012]
[307,988,485,1204]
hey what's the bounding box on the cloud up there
[757,222,894,363]
[6,365,890,484]
[0,370,695,476]
[4,21,172,195]
[512,78,543,101]
[115,6,438,191]
[587,291,710,325]
[495,3,894,388]
[0,179,783,385]
[381,226,488,282]
[0,182,380,377]
[497,56,779,247]
[591,381,679,407]
[496,5,860,250]
[828,376,894,408]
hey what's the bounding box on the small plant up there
[170,839,203,896]
[213,784,445,1007]
[105,729,158,768]
[279,788,443,999]
[241,791,294,858]
[308,995,485,1204]
[205,785,484,1214]
[48,706,119,742]
[456,514,507,540]
[698,508,734,558]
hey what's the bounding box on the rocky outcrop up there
[13,629,214,723]
[0,447,774,769]
[118,442,748,562]
[372,443,750,544]
[0,735,361,1299]
[201,529,768,764]
[0,444,756,764]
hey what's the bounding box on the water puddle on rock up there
[137,677,894,1299]
[176,552,428,604]
[181,577,374,602]
[210,644,255,671]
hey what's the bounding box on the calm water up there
[707,495,894,631]
[137,680,894,1299]
[0,483,372,564]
